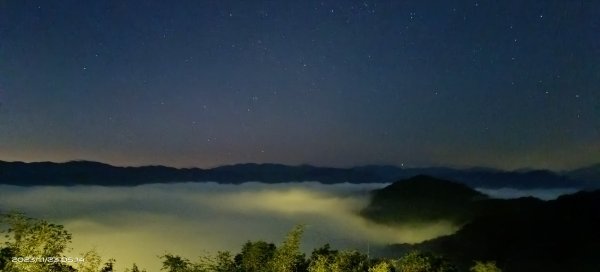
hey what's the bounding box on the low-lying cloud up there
[0,182,457,271]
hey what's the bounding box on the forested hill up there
[361,175,487,225]
[0,160,597,189]
[371,177,600,272]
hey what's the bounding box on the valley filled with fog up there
[0,182,577,271]
[0,182,454,271]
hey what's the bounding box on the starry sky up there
[0,0,598,170]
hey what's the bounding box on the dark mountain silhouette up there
[373,178,600,272]
[361,175,487,225]
[564,163,600,188]
[0,160,597,188]
[0,161,381,186]
[0,160,206,186]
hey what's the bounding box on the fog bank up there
[0,182,458,271]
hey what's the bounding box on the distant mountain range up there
[0,160,598,189]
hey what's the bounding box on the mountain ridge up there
[377,188,600,272]
[0,160,597,188]
[361,175,487,225]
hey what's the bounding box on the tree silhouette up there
[160,254,192,272]
[368,261,393,272]
[235,241,276,272]
[470,261,502,272]
[393,251,456,272]
[124,263,147,272]
[100,258,116,272]
[77,249,102,272]
[0,212,72,272]
[195,251,237,272]
[268,225,306,272]
[330,250,368,272]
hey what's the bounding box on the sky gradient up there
[0,0,598,170]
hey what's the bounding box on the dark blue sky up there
[0,0,598,170]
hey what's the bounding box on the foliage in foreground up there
[0,213,498,272]
[469,261,502,272]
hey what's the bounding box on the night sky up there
[0,1,598,170]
